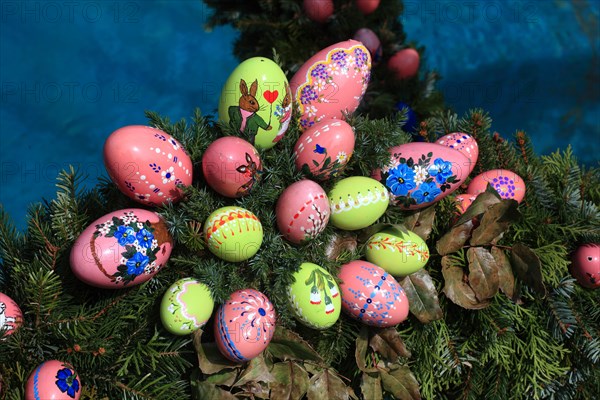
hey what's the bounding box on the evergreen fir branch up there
[0,205,25,287]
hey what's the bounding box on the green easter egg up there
[288,263,341,329]
[328,176,389,230]
[160,278,214,335]
[204,206,263,262]
[365,229,430,276]
[218,57,291,150]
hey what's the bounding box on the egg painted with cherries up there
[160,278,214,335]
[467,169,526,203]
[25,360,81,400]
[0,292,22,336]
[328,176,389,230]
[365,228,430,276]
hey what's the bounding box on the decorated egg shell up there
[218,57,291,149]
[570,244,600,289]
[294,119,355,180]
[203,206,263,262]
[328,176,389,231]
[467,169,526,203]
[353,28,382,64]
[338,260,409,327]
[288,263,341,329]
[276,180,330,244]
[372,142,470,210]
[25,360,81,400]
[0,292,23,336]
[202,136,262,198]
[454,193,478,214]
[290,40,371,130]
[435,132,479,174]
[104,125,192,205]
[70,209,172,289]
[215,289,276,362]
[160,278,214,335]
[365,228,430,276]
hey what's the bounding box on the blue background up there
[1,0,598,229]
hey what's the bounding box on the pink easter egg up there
[338,260,409,327]
[104,125,193,205]
[215,289,276,362]
[435,132,479,174]
[353,28,382,64]
[303,0,334,23]
[372,142,470,210]
[467,169,526,203]
[571,244,600,289]
[388,48,420,80]
[293,119,355,180]
[454,193,478,214]
[290,40,371,130]
[70,209,173,289]
[276,180,330,244]
[356,0,380,14]
[0,292,23,336]
[26,360,81,400]
[202,137,262,198]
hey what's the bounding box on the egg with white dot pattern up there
[435,132,479,174]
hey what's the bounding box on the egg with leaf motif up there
[160,278,214,335]
[365,228,430,276]
[26,360,81,400]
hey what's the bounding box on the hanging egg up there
[203,206,263,262]
[70,209,172,289]
[328,176,389,230]
[372,142,469,210]
[454,193,478,214]
[276,180,330,244]
[215,289,276,362]
[0,292,22,336]
[202,137,262,198]
[290,40,371,130]
[365,228,430,276]
[287,262,341,329]
[293,119,355,180]
[467,169,526,203]
[218,57,291,149]
[570,244,600,289]
[353,28,382,64]
[338,260,409,326]
[25,360,81,400]
[104,125,192,205]
[356,0,380,15]
[303,0,334,23]
[388,48,420,80]
[435,132,479,174]
[160,278,214,335]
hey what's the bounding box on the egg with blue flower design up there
[25,360,81,400]
[70,209,173,289]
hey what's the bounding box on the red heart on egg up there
[263,90,279,104]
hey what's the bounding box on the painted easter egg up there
[218,57,291,149]
[435,132,479,174]
[353,28,382,64]
[25,360,81,400]
[287,263,341,329]
[215,289,276,362]
[372,142,469,210]
[290,40,371,130]
[467,169,526,203]
[571,244,600,289]
[276,180,330,244]
[0,292,23,336]
[104,125,192,205]
[160,278,214,335]
[202,136,262,198]
[454,193,478,214]
[328,176,389,231]
[293,119,355,180]
[365,229,430,276]
[388,48,420,80]
[203,207,263,262]
[338,260,409,327]
[303,0,334,23]
[70,209,172,289]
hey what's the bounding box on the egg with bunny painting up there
[218,57,291,150]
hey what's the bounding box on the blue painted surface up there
[0,0,598,229]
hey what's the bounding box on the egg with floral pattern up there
[70,209,173,289]
[25,360,81,400]
[160,278,214,335]
[276,180,330,244]
[328,176,389,230]
[467,169,526,203]
[287,263,341,329]
[203,206,263,262]
[570,244,600,289]
[104,125,193,205]
[338,260,409,326]
[372,142,469,210]
[294,119,355,181]
[365,228,430,276]
[215,289,276,362]
[435,132,479,174]
[290,40,371,130]
[0,292,23,336]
